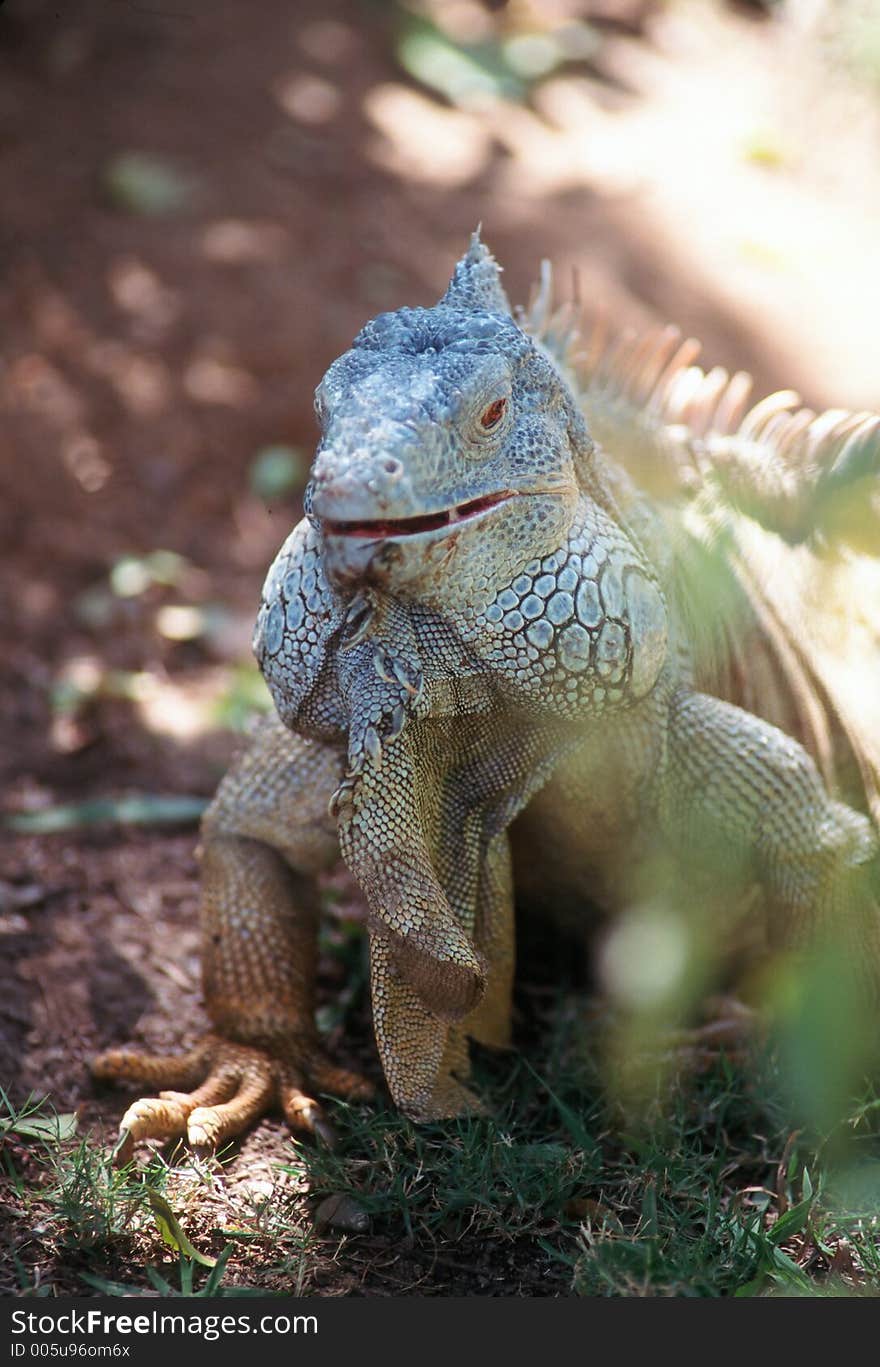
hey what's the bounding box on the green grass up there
[290,1018,880,1296]
[3,995,880,1297]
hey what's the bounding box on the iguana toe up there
[93,1040,214,1092]
[278,1053,375,1147]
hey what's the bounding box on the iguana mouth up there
[323,490,515,539]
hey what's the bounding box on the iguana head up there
[306,232,588,610]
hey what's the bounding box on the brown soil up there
[1,0,877,1296]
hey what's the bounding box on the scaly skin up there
[96,234,880,1150]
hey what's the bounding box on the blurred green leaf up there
[397,19,524,106]
[826,1158,880,1215]
[502,33,562,80]
[50,678,91,715]
[212,664,272,731]
[767,1196,812,1246]
[838,6,880,87]
[5,795,208,834]
[103,153,195,215]
[147,1190,217,1267]
[73,584,117,630]
[640,1179,659,1240]
[249,445,307,501]
[733,1272,767,1297]
[0,1112,78,1142]
[110,550,188,598]
[50,668,163,715]
[155,602,230,643]
[742,130,790,169]
[775,941,876,1135]
[769,1246,814,1291]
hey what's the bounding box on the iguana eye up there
[479,397,507,430]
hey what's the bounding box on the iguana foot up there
[667,994,757,1070]
[93,1033,374,1162]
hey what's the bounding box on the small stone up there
[314,1194,370,1233]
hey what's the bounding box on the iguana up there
[95,234,880,1158]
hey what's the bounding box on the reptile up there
[95,234,880,1157]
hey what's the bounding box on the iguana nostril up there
[383,458,403,478]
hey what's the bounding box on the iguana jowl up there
[96,235,880,1154]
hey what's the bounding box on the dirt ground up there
[1,0,878,1296]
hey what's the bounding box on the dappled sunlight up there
[274,71,342,125]
[61,431,111,494]
[182,353,258,408]
[106,257,180,340]
[296,16,357,65]
[29,286,91,353]
[87,341,171,419]
[133,667,247,743]
[49,649,270,749]
[364,84,491,186]
[17,577,57,623]
[7,353,86,429]
[360,3,880,405]
[200,219,288,264]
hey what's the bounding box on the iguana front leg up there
[94,715,373,1157]
[659,689,880,982]
[363,824,515,1121]
[332,716,513,1119]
